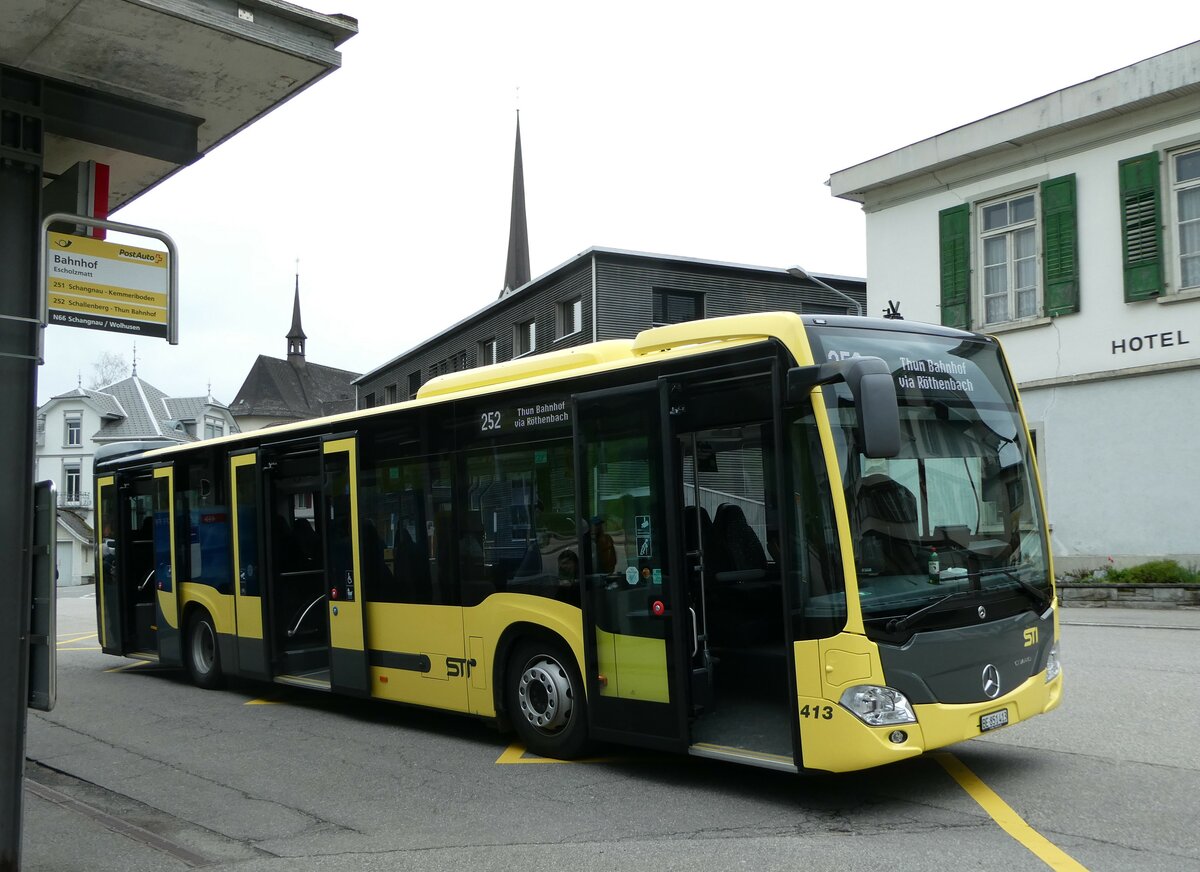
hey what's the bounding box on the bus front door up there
[573,383,690,752]
[229,450,270,679]
[664,367,798,772]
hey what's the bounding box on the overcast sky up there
[35,1,1197,406]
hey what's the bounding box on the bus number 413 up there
[800,704,833,720]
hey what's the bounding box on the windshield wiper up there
[957,566,1052,613]
[885,590,978,635]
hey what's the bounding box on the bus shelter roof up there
[0,0,357,209]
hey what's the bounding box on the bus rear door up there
[151,464,183,665]
[229,450,271,679]
[96,474,120,654]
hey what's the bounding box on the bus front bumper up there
[798,670,1063,773]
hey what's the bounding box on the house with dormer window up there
[35,374,238,585]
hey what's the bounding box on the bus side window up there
[361,456,447,606]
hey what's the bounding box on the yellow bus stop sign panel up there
[46,232,169,339]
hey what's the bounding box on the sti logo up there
[1023,627,1039,648]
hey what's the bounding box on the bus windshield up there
[805,323,1051,638]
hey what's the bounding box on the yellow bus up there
[94,312,1061,773]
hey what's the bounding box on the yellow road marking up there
[495,742,623,765]
[57,632,98,644]
[104,660,152,673]
[245,697,285,705]
[934,753,1088,871]
[57,646,101,651]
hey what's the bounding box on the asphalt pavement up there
[18,589,1200,871]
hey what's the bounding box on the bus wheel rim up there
[192,621,215,674]
[517,655,572,733]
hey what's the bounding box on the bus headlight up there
[839,685,917,727]
[1045,642,1061,683]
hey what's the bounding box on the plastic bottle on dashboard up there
[928,549,940,584]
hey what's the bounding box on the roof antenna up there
[883,300,904,320]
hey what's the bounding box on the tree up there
[87,352,129,390]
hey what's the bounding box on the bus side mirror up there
[786,357,900,458]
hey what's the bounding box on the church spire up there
[287,268,306,364]
[501,110,530,297]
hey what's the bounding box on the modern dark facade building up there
[355,246,866,406]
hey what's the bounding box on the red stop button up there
[651,599,666,617]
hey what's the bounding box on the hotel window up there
[938,174,1077,329]
[557,297,582,339]
[515,318,537,356]
[979,191,1039,325]
[1172,146,1200,291]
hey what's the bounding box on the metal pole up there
[0,154,43,872]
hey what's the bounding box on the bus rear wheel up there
[506,639,588,759]
[185,609,225,690]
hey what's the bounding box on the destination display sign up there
[804,325,1010,408]
[474,394,572,437]
[45,231,170,338]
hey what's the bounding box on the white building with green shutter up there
[828,40,1200,573]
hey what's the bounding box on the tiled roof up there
[230,356,360,421]
[93,376,192,443]
[40,386,125,420]
[163,396,206,422]
[57,509,93,543]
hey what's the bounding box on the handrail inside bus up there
[287,595,327,638]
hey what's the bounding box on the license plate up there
[980,708,1009,732]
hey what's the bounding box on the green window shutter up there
[1118,152,1164,301]
[938,204,970,329]
[1041,174,1079,316]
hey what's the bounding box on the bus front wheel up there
[185,609,225,690]
[506,639,589,759]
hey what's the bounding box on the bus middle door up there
[322,435,370,696]
[573,382,690,752]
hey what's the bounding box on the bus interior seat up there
[711,503,767,582]
[854,474,922,575]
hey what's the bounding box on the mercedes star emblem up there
[977,605,987,620]
[982,664,1001,699]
